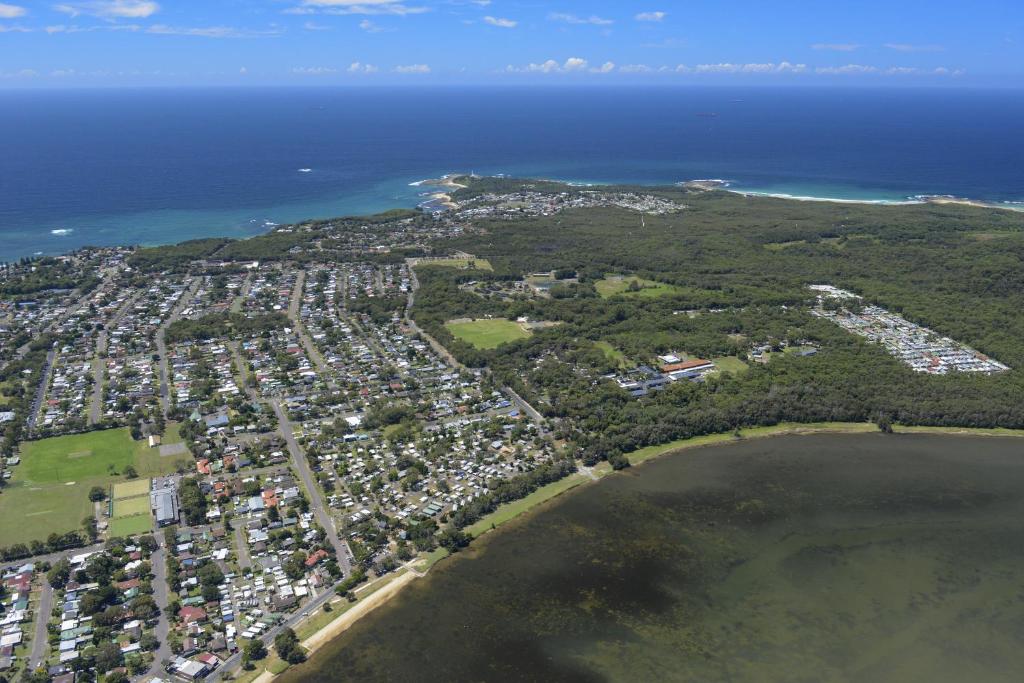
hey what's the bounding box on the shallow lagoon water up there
[283,434,1024,682]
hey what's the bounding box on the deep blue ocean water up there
[2,86,1023,260]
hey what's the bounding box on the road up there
[229,272,253,314]
[26,346,56,434]
[287,269,337,390]
[155,277,200,417]
[27,579,53,670]
[269,400,353,576]
[233,526,252,570]
[89,292,141,425]
[405,261,547,431]
[403,262,469,372]
[143,542,173,679]
[502,385,545,430]
[207,572,341,683]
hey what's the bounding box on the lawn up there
[108,514,153,538]
[711,356,750,374]
[113,496,151,518]
[113,479,151,500]
[445,319,531,349]
[595,276,682,299]
[595,341,632,369]
[465,473,589,538]
[416,257,493,271]
[0,428,177,547]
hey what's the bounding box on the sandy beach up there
[301,570,419,653]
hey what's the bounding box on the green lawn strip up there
[293,568,411,642]
[415,547,450,572]
[627,422,879,465]
[108,514,153,538]
[445,319,531,349]
[465,472,590,538]
[267,657,290,675]
[894,425,1024,437]
[626,422,1024,468]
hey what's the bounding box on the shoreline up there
[254,421,1024,681]
[680,179,1024,213]
[14,173,1024,261]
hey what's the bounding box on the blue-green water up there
[2,87,1023,260]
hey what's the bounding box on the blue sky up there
[0,0,1021,87]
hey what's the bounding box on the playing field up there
[0,428,176,546]
[445,319,531,349]
[595,276,682,299]
[113,496,151,518]
[108,514,153,538]
[113,479,151,500]
[711,356,750,374]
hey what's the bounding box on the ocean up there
[2,86,1024,260]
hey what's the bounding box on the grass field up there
[113,496,150,517]
[595,341,633,369]
[595,276,682,299]
[108,514,153,538]
[113,479,151,500]
[711,356,750,374]
[416,258,494,271]
[0,428,176,546]
[445,319,531,349]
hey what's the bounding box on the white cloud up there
[619,64,653,73]
[635,11,665,22]
[347,61,379,73]
[289,1,428,16]
[394,63,430,73]
[0,3,26,18]
[507,57,596,74]
[591,61,615,73]
[693,61,806,74]
[0,23,30,31]
[293,66,338,74]
[811,43,860,51]
[55,1,159,19]
[303,21,330,30]
[814,64,961,76]
[0,68,38,78]
[483,15,516,28]
[563,57,588,71]
[359,19,387,32]
[239,66,248,74]
[549,13,612,26]
[884,43,944,52]
[814,64,878,74]
[44,22,140,33]
[146,24,280,38]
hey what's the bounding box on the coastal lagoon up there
[283,434,1024,683]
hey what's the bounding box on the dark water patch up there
[283,434,1024,683]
